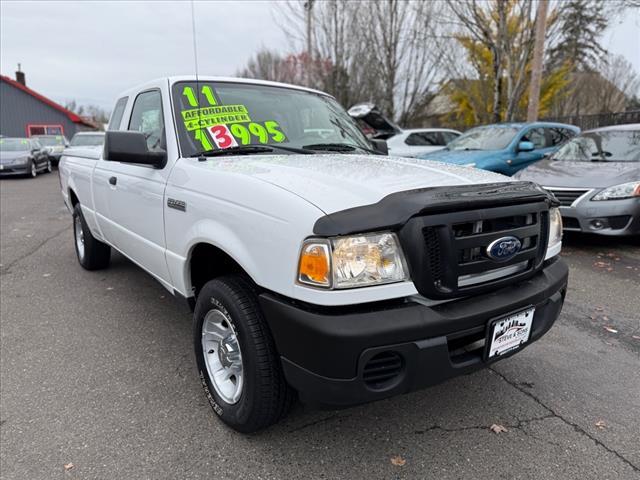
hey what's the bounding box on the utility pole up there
[305,0,314,87]
[527,0,548,121]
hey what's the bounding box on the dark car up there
[418,122,580,175]
[0,137,51,178]
[514,124,640,236]
[32,134,69,165]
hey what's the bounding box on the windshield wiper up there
[190,143,314,158]
[302,142,379,154]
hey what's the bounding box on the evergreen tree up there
[548,0,609,72]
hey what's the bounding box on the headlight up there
[591,182,640,201]
[546,207,563,259]
[12,156,29,165]
[298,232,408,289]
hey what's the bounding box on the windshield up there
[71,134,104,147]
[447,126,519,151]
[35,136,65,146]
[0,138,30,152]
[553,130,640,162]
[171,81,372,157]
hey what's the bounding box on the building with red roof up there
[0,69,97,139]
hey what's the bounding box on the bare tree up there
[597,55,640,112]
[446,0,536,122]
[269,0,445,125]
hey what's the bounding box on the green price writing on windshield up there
[229,121,286,145]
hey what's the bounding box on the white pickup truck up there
[59,76,568,432]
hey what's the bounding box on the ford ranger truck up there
[59,77,568,433]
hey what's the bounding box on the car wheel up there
[29,161,37,178]
[194,275,295,433]
[46,159,52,173]
[72,203,111,270]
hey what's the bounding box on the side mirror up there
[104,131,166,167]
[518,141,535,152]
[370,139,389,155]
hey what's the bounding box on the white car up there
[59,76,567,433]
[386,128,461,157]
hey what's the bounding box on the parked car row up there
[350,106,638,237]
[0,131,105,178]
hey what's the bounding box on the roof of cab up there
[117,76,331,99]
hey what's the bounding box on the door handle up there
[109,176,117,186]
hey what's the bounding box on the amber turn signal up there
[298,241,331,287]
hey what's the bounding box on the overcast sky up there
[1,0,639,111]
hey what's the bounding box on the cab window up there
[405,132,445,146]
[128,90,165,151]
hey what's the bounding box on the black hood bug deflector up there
[313,181,558,236]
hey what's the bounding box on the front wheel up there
[29,161,37,178]
[194,275,294,433]
[73,203,111,270]
[46,159,52,173]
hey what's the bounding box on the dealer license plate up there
[487,307,534,359]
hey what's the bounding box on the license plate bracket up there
[485,307,535,360]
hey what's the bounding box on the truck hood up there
[515,159,640,189]
[420,149,501,164]
[194,154,509,214]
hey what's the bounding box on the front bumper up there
[560,197,640,236]
[260,258,568,407]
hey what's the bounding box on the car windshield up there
[36,136,65,146]
[553,130,640,162]
[447,126,520,151]
[71,134,104,147]
[172,81,372,157]
[0,138,30,152]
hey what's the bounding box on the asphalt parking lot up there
[1,172,639,480]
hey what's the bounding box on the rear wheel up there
[194,275,294,432]
[73,203,111,270]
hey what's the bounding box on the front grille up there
[545,188,590,207]
[362,351,403,390]
[399,201,549,299]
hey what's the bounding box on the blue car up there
[418,122,580,175]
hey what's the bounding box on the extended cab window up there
[128,90,165,151]
[108,97,128,131]
[171,81,371,157]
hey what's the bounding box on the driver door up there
[92,89,172,285]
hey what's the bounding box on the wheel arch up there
[69,188,80,207]
[187,242,255,298]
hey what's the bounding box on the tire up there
[46,159,52,173]
[29,161,37,178]
[194,275,295,433]
[72,203,111,270]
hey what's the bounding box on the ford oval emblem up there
[486,236,522,262]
